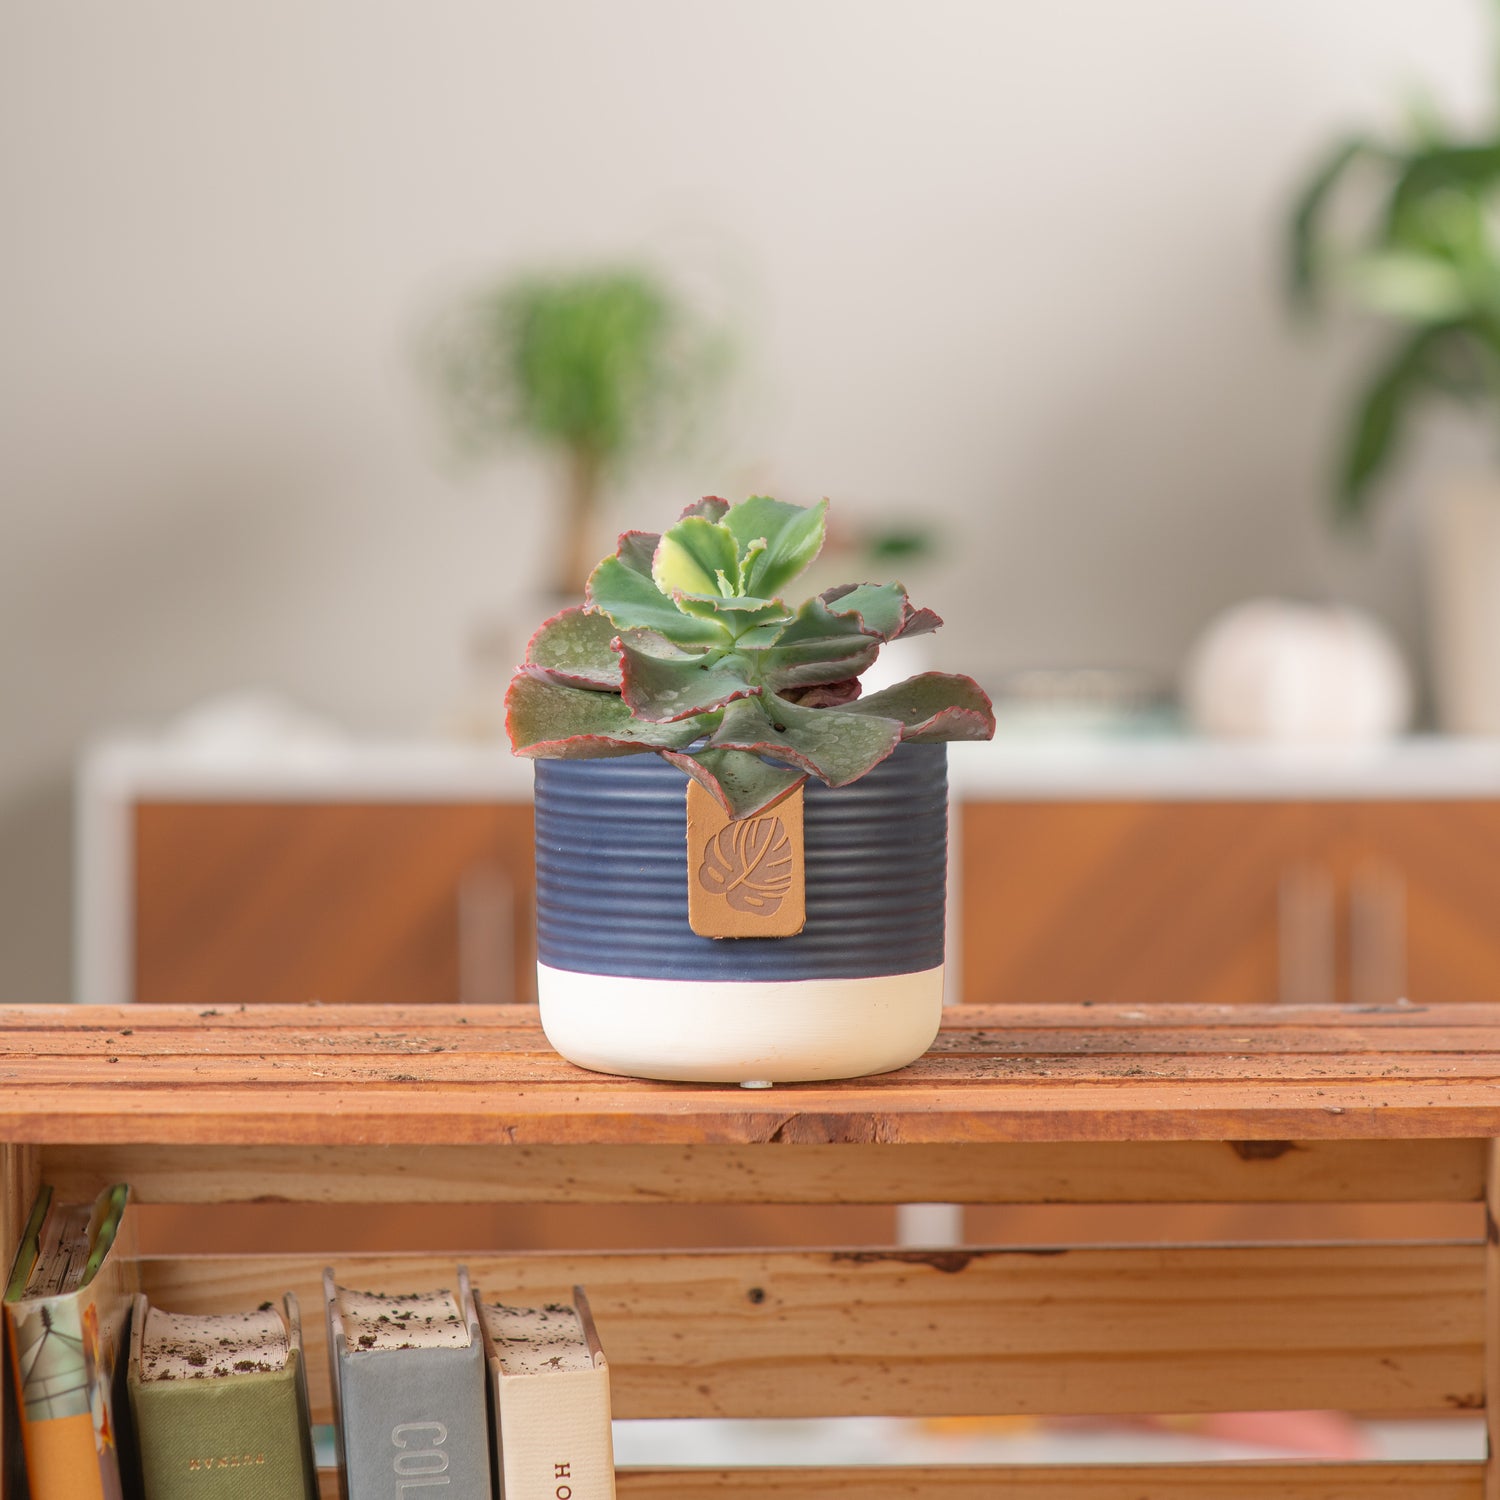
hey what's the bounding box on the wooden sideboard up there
[133,800,538,1006]
[80,735,1500,1012]
[960,799,1500,1009]
[2,1001,1497,1498]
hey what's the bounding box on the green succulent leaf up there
[750,594,882,689]
[653,516,741,598]
[660,745,807,820]
[524,607,621,690]
[724,496,828,596]
[840,672,996,741]
[673,591,794,637]
[617,629,758,722]
[823,582,943,640]
[740,693,905,786]
[506,668,713,756]
[587,546,727,644]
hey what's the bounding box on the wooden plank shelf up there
[4,1000,1499,1498]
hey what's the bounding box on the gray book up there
[323,1267,494,1500]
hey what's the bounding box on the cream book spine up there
[475,1287,615,1500]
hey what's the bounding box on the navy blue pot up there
[532,744,948,1083]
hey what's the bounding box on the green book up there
[126,1292,317,1500]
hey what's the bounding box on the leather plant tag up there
[686,780,806,938]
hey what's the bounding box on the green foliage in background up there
[432,268,728,594]
[1290,45,1500,524]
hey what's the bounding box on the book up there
[127,1292,318,1499]
[474,1287,614,1500]
[324,1267,494,1499]
[3,1183,137,1500]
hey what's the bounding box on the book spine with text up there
[127,1294,318,1500]
[335,1342,492,1497]
[492,1364,614,1500]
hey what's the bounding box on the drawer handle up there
[1278,864,1335,1006]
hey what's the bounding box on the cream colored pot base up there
[536,964,945,1084]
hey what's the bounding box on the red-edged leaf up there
[840,672,996,741]
[617,630,759,723]
[524,607,621,690]
[678,496,730,523]
[505,668,712,757]
[820,582,943,641]
[710,695,903,787]
[660,746,807,821]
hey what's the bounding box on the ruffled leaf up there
[751,593,882,689]
[840,672,996,741]
[821,583,942,641]
[617,630,758,722]
[678,496,730,523]
[660,745,807,820]
[616,529,660,577]
[506,669,713,756]
[725,496,828,596]
[711,694,903,787]
[587,539,727,644]
[673,590,794,637]
[524,607,621,690]
[653,516,741,598]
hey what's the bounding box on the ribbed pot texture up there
[533,743,948,982]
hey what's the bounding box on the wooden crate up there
[4,1001,1500,1498]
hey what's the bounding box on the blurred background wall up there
[0,0,1488,1003]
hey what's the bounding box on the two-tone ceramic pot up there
[532,743,948,1084]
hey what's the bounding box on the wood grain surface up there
[960,800,1500,1011]
[4,1001,1500,1145]
[139,1241,1483,1423]
[39,1137,1485,1206]
[613,1466,1483,1500]
[312,1463,1481,1499]
[134,801,537,1006]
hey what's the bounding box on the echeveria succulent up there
[506,496,995,818]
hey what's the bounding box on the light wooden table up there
[3,1001,1498,1498]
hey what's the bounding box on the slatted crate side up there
[137,1240,1485,1426]
[309,1462,1483,1499]
[622,1465,1485,1498]
[42,1138,1487,1207]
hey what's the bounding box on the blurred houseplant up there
[1290,48,1500,729]
[432,268,727,599]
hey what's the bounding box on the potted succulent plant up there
[506,494,994,1085]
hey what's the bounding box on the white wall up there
[0,0,1488,1001]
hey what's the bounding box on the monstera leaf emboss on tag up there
[698,815,794,915]
[686,781,806,938]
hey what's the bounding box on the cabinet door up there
[959,801,1342,1007]
[134,801,536,1005]
[1354,801,1500,1006]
